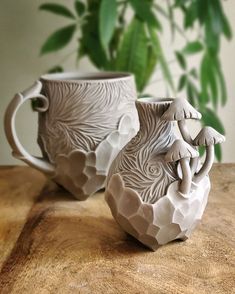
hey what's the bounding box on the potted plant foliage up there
[38,0,232,160]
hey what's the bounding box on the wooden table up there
[0,164,234,294]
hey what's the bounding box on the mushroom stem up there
[178,120,193,144]
[179,158,192,195]
[190,155,199,175]
[178,120,198,174]
[193,145,214,183]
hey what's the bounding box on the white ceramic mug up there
[4,72,139,200]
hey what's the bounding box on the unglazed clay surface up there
[106,174,210,250]
[107,100,178,203]
[38,77,138,162]
[105,98,225,250]
[54,114,137,200]
[4,72,139,200]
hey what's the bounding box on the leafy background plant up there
[38,0,232,161]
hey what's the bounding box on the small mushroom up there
[161,98,201,174]
[165,139,199,196]
[161,98,201,144]
[193,127,225,183]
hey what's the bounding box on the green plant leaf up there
[210,0,232,40]
[202,53,219,109]
[184,1,197,28]
[115,18,148,92]
[129,0,161,30]
[99,0,117,49]
[183,41,203,55]
[215,144,222,162]
[47,65,64,73]
[200,108,224,161]
[205,14,220,55]
[175,51,186,70]
[209,2,223,35]
[109,27,124,63]
[78,38,86,59]
[178,74,187,91]
[222,13,232,40]
[209,0,232,41]
[39,3,75,19]
[140,44,158,90]
[200,54,210,103]
[199,91,210,106]
[207,62,218,109]
[167,1,175,38]
[201,107,225,135]
[174,0,187,8]
[74,0,85,16]
[198,146,205,157]
[213,57,227,106]
[80,1,108,69]
[186,82,195,107]
[196,0,209,24]
[186,80,199,107]
[41,24,76,55]
[189,68,198,79]
[149,28,175,92]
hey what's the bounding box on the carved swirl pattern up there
[108,101,178,204]
[37,79,138,163]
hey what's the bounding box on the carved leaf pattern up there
[37,78,137,163]
[53,113,138,200]
[108,101,178,203]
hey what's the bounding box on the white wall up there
[0,0,234,164]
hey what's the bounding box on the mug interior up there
[40,72,133,83]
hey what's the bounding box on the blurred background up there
[0,0,234,164]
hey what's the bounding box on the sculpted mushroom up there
[165,139,199,197]
[161,98,201,144]
[161,98,201,174]
[193,127,225,183]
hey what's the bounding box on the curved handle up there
[4,81,55,176]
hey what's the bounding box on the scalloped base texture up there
[105,173,211,250]
[53,115,138,200]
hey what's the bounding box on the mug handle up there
[4,81,55,176]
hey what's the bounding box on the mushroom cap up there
[165,139,199,162]
[193,126,225,146]
[161,98,202,121]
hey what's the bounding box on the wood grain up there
[0,164,234,294]
[0,166,46,267]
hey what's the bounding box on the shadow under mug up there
[4,72,139,200]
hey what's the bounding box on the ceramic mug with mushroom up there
[105,97,225,250]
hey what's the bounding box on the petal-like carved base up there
[52,114,139,200]
[105,173,211,250]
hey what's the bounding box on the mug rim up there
[137,97,174,104]
[40,71,134,83]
